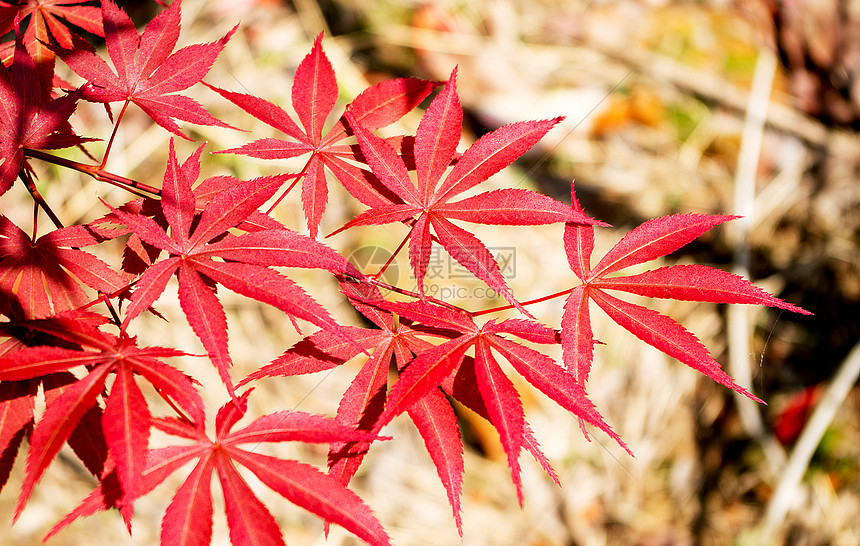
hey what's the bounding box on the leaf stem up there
[100,99,131,169]
[371,231,411,280]
[266,160,309,215]
[366,277,466,314]
[471,286,576,317]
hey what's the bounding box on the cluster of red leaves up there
[0,1,810,545]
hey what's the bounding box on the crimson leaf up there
[561,183,811,401]
[110,139,358,396]
[0,316,199,521]
[56,0,234,139]
[337,69,604,314]
[207,33,437,238]
[48,391,391,546]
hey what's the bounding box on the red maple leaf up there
[108,138,360,396]
[0,311,114,493]
[0,1,103,59]
[338,297,629,515]
[238,285,464,530]
[47,391,391,546]
[0,215,127,319]
[0,309,203,522]
[206,33,438,238]
[561,183,811,405]
[56,0,235,139]
[0,0,104,94]
[0,20,92,196]
[337,70,604,313]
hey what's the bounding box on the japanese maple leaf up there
[237,283,466,531]
[0,311,116,495]
[0,20,92,195]
[46,391,391,546]
[353,298,629,509]
[0,311,203,522]
[56,0,235,139]
[0,0,104,93]
[561,183,811,403]
[337,69,604,313]
[0,215,127,318]
[206,32,438,238]
[108,138,359,396]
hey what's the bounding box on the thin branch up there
[758,340,860,542]
[19,167,64,230]
[24,148,161,197]
[727,46,787,476]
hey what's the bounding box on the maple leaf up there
[0,311,115,493]
[238,287,464,531]
[206,32,438,238]
[0,310,203,522]
[0,215,127,319]
[0,1,103,56]
[0,0,104,94]
[0,20,93,196]
[336,69,604,313]
[56,0,235,139]
[561,183,811,403]
[109,138,359,396]
[339,297,629,513]
[47,391,391,546]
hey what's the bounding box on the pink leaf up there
[328,77,438,140]
[406,387,464,534]
[415,69,461,202]
[293,33,337,143]
[345,110,420,204]
[215,455,285,546]
[588,287,762,403]
[235,451,391,545]
[16,364,112,519]
[593,264,811,314]
[160,455,215,546]
[564,183,595,281]
[435,117,564,202]
[474,339,524,503]
[101,364,150,506]
[437,188,601,226]
[490,335,631,454]
[590,214,737,279]
[561,285,594,383]
[176,261,234,394]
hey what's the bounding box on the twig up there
[727,46,787,476]
[758,340,860,542]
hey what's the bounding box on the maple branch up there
[19,167,64,230]
[24,149,161,198]
[79,281,138,315]
[31,201,39,240]
[101,294,123,328]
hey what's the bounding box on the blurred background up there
[2,0,859,544]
